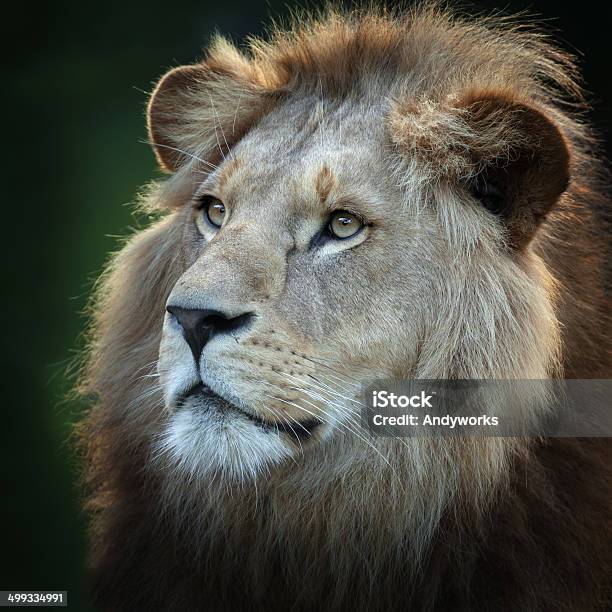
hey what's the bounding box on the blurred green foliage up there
[2,1,609,609]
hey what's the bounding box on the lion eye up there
[205,199,226,227]
[328,210,363,239]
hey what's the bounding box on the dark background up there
[3,1,610,609]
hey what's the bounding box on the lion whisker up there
[140,139,220,172]
[208,93,230,162]
[262,376,402,482]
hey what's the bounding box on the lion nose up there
[166,306,254,364]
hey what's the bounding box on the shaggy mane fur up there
[79,4,612,611]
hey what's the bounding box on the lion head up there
[144,7,573,482]
[80,6,611,610]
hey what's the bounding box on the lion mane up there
[78,5,612,611]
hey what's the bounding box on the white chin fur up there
[153,407,293,482]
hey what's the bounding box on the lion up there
[78,5,612,611]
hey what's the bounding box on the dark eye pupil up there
[204,198,226,227]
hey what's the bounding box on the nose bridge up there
[170,222,289,313]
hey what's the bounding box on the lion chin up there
[153,383,298,482]
[78,5,612,611]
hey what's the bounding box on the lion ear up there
[392,92,571,248]
[147,55,273,173]
[147,64,209,172]
[459,94,571,248]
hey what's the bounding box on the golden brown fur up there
[78,5,612,611]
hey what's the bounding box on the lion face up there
[156,98,429,479]
[146,16,571,483]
